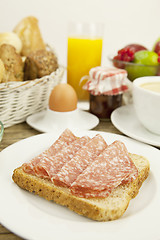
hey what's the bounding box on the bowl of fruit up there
[110,41,160,81]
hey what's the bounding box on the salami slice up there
[53,134,107,187]
[34,136,90,179]
[70,141,138,198]
[22,129,76,174]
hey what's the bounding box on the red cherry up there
[114,44,147,63]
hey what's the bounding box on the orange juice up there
[67,37,103,100]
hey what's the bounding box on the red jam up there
[89,93,122,119]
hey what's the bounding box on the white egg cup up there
[44,108,80,129]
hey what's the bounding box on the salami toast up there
[12,153,149,221]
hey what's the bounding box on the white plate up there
[26,109,99,132]
[0,130,160,240]
[111,104,160,147]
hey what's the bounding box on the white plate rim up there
[111,104,160,147]
[0,130,160,240]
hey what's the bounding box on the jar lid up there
[83,66,128,95]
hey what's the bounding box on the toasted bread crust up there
[12,153,150,221]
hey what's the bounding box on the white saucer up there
[26,108,99,133]
[111,104,160,147]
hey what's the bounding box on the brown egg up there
[49,83,78,112]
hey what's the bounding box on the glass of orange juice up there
[67,22,104,101]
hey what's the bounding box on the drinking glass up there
[67,22,104,101]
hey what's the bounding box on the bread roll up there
[24,49,58,80]
[0,59,5,83]
[0,44,24,82]
[0,32,22,53]
[13,16,46,56]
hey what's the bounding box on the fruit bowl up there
[0,121,4,142]
[109,56,160,81]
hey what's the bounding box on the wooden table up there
[0,121,122,240]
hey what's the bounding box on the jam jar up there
[83,66,128,119]
[90,93,122,119]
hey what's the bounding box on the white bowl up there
[133,76,160,135]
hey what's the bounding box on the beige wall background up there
[0,0,159,68]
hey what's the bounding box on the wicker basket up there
[0,66,64,128]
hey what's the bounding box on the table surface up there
[0,120,125,240]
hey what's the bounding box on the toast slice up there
[12,153,149,221]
